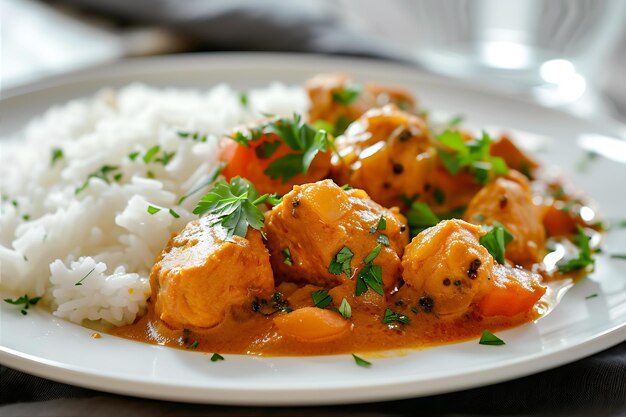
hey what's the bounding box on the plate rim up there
[1,52,625,405]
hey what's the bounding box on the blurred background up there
[2,0,626,121]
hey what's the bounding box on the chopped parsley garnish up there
[370,215,387,233]
[254,140,282,159]
[383,308,411,325]
[128,151,140,161]
[75,165,120,194]
[478,330,505,346]
[193,177,279,238]
[352,353,371,368]
[75,267,96,286]
[433,188,446,205]
[611,254,626,260]
[22,214,30,221]
[147,205,161,215]
[143,145,160,163]
[50,147,64,166]
[377,234,390,246]
[211,353,225,362]
[334,115,353,136]
[436,130,508,184]
[338,298,352,319]
[340,184,353,191]
[328,246,354,277]
[154,151,175,165]
[356,264,384,296]
[146,170,155,179]
[169,208,180,218]
[178,162,225,205]
[479,223,514,264]
[188,340,199,349]
[557,225,595,273]
[332,85,362,106]
[281,247,293,266]
[239,92,248,107]
[229,114,328,183]
[3,294,41,315]
[113,173,123,182]
[311,290,333,309]
[405,202,440,237]
[363,244,382,264]
[585,293,598,299]
[447,114,464,127]
[177,131,208,142]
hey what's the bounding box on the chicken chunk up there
[402,220,494,315]
[464,171,546,265]
[150,218,275,330]
[264,180,409,293]
[306,73,417,129]
[330,105,436,208]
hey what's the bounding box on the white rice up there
[0,82,308,326]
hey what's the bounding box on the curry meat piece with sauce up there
[306,73,417,127]
[401,219,494,316]
[464,171,546,265]
[264,179,409,293]
[331,105,436,208]
[150,217,275,330]
[401,219,546,317]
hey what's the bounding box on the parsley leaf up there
[311,290,332,309]
[50,147,64,166]
[143,145,160,163]
[178,162,225,205]
[147,205,161,215]
[3,294,41,315]
[383,308,411,325]
[377,234,390,246]
[405,202,440,237]
[230,114,328,183]
[177,131,208,142]
[436,130,509,184]
[585,293,598,299]
[211,353,225,362]
[332,85,362,106]
[338,298,352,319]
[281,247,293,266]
[193,177,268,238]
[239,92,248,107]
[352,353,372,368]
[363,244,382,264]
[557,225,595,273]
[356,264,384,296]
[169,208,180,218]
[479,330,505,346]
[254,140,282,159]
[328,246,354,277]
[75,267,96,286]
[479,223,514,264]
[370,215,387,233]
[75,165,120,194]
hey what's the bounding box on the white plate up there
[1,53,625,406]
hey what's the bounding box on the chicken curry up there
[113,74,599,356]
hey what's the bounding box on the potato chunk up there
[402,220,494,315]
[264,180,409,293]
[331,105,436,208]
[464,172,546,265]
[150,218,274,330]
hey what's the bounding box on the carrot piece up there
[478,265,546,317]
[543,204,577,236]
[273,307,351,342]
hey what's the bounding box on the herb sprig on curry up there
[112,73,600,357]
